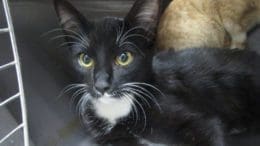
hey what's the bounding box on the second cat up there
[157,0,260,50]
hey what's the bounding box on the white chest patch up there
[92,93,133,125]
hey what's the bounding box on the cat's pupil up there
[119,53,128,62]
[83,54,91,64]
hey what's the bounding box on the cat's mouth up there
[95,93,121,104]
[91,93,134,124]
[60,82,163,125]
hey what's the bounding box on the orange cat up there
[157,0,260,51]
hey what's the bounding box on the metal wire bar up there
[0,61,15,71]
[0,124,24,144]
[0,27,9,33]
[1,0,30,145]
[0,93,20,107]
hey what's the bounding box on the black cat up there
[54,0,260,146]
[54,0,162,145]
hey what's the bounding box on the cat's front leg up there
[178,117,225,146]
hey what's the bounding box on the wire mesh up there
[0,0,29,145]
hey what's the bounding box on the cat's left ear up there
[125,0,161,35]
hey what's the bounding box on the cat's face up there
[54,0,160,126]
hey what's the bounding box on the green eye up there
[78,53,94,68]
[115,52,133,66]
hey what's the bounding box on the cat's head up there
[54,0,161,126]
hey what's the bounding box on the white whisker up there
[40,28,63,37]
[119,41,145,56]
[77,93,91,114]
[117,25,150,56]
[125,92,147,133]
[121,93,139,128]
[42,27,90,48]
[125,82,165,97]
[71,87,87,103]
[123,84,162,112]
[63,28,90,47]
[122,88,151,108]
[50,34,80,41]
[120,26,147,44]
[58,83,87,100]
[59,41,88,49]
[52,34,89,49]
[116,21,125,45]
[120,34,149,44]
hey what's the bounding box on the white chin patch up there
[92,93,133,125]
[139,138,168,146]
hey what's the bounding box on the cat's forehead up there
[75,18,123,55]
[85,18,123,45]
[91,17,123,35]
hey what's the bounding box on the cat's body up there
[157,0,260,50]
[151,48,260,146]
[80,47,260,146]
[53,0,260,146]
[93,48,260,146]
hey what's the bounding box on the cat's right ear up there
[54,0,91,35]
[125,0,161,35]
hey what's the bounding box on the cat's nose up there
[94,71,110,95]
[95,80,110,95]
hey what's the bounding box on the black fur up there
[53,0,161,91]
[54,0,260,146]
[151,48,260,146]
[54,0,162,145]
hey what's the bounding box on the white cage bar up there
[0,0,29,146]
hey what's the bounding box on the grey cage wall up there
[0,0,29,146]
[0,0,260,146]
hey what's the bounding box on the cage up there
[0,0,260,146]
